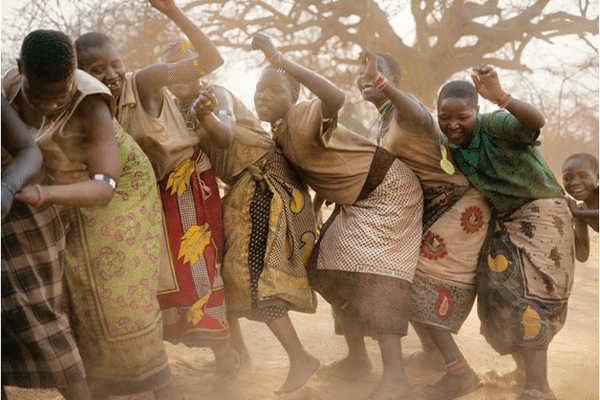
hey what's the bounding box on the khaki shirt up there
[117,72,198,181]
[3,68,116,185]
[194,86,273,186]
[274,99,376,205]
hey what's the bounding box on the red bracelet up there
[499,93,513,108]
[34,184,45,208]
[373,72,389,91]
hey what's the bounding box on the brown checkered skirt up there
[2,201,86,388]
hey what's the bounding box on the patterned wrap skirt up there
[63,128,171,396]
[477,197,575,354]
[156,150,229,347]
[410,186,491,333]
[309,148,423,336]
[2,202,86,389]
[221,149,317,322]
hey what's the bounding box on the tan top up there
[117,72,198,181]
[2,68,116,185]
[194,86,274,186]
[377,105,470,189]
[274,99,376,205]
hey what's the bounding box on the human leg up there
[405,321,445,371]
[212,341,241,386]
[227,317,251,367]
[267,314,320,394]
[322,311,373,380]
[152,382,180,400]
[518,348,554,397]
[419,327,481,399]
[363,333,411,400]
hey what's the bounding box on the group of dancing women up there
[2,1,584,400]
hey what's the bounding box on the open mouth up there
[569,188,586,197]
[105,79,122,91]
[361,82,376,94]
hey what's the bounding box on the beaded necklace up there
[366,99,394,146]
[271,118,283,133]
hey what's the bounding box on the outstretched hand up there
[359,49,378,81]
[251,33,280,65]
[192,88,218,118]
[471,64,504,103]
[149,0,178,15]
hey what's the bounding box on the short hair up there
[264,66,300,103]
[75,32,114,67]
[564,152,599,174]
[438,80,478,108]
[375,52,401,84]
[20,30,76,83]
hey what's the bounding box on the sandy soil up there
[6,231,598,400]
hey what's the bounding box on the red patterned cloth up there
[156,150,229,347]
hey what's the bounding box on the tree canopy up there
[2,0,598,170]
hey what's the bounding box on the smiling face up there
[356,55,393,106]
[562,158,599,202]
[437,97,479,147]
[78,43,126,99]
[254,68,294,124]
[21,70,75,118]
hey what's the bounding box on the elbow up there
[205,54,225,75]
[97,191,115,208]
[534,115,545,131]
[334,90,345,111]
[326,90,345,114]
[95,184,117,208]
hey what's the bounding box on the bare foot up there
[214,346,241,387]
[320,356,373,381]
[274,354,320,394]
[419,365,482,399]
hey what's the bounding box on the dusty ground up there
[6,231,598,400]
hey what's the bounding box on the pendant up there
[440,146,455,175]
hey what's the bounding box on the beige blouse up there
[117,72,198,181]
[194,86,274,186]
[3,68,116,185]
[376,103,470,189]
[274,99,376,205]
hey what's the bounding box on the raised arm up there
[16,95,120,209]
[251,33,345,119]
[1,94,43,220]
[359,50,432,134]
[471,65,545,132]
[136,0,224,112]
[191,86,235,149]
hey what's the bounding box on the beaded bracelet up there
[373,72,389,91]
[193,59,206,77]
[91,174,117,191]
[2,181,17,197]
[167,63,178,85]
[34,184,45,208]
[498,93,513,108]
